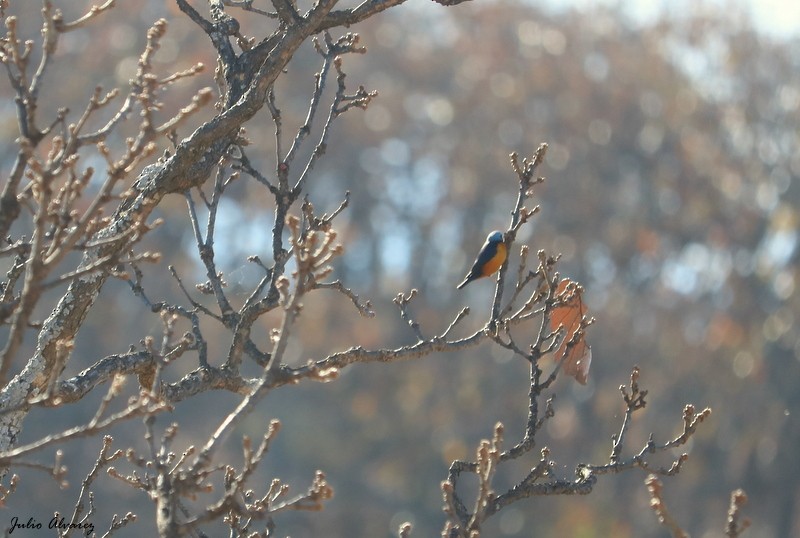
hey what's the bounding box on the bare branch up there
[726,489,751,537]
[53,0,116,32]
[0,391,168,463]
[645,475,690,538]
[315,280,375,317]
[394,289,424,341]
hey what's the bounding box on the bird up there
[457,230,507,289]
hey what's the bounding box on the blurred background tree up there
[0,0,797,536]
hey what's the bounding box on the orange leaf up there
[549,279,591,385]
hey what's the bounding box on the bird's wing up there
[471,241,499,277]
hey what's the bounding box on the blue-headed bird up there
[457,231,507,289]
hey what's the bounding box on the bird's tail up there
[456,275,473,289]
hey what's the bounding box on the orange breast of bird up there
[480,242,507,277]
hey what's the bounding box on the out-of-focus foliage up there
[0,1,797,536]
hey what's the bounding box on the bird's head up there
[487,230,504,243]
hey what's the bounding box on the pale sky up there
[551,0,800,38]
[746,0,800,37]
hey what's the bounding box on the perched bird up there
[457,231,507,289]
